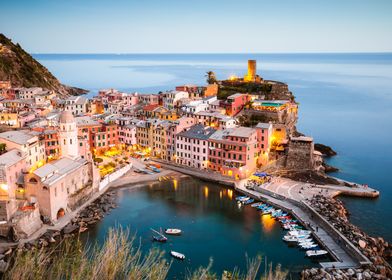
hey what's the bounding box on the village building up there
[119,125,137,146]
[176,124,216,169]
[24,157,94,222]
[208,127,259,179]
[62,96,89,116]
[162,90,189,109]
[220,93,251,116]
[0,130,46,169]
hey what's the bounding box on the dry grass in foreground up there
[4,227,287,280]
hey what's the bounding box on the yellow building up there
[244,60,256,82]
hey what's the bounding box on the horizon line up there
[32,51,392,55]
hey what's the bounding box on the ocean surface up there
[34,53,392,244]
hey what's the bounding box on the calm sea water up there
[34,53,392,244]
[80,178,317,278]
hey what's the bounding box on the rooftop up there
[33,157,87,186]
[177,124,216,140]
[0,149,26,167]
[0,130,37,145]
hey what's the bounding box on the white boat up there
[301,244,319,250]
[288,230,311,236]
[170,250,185,260]
[297,238,313,245]
[165,228,182,235]
[306,250,328,257]
[282,235,299,242]
[299,242,316,247]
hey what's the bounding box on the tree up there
[205,71,217,84]
[0,143,6,155]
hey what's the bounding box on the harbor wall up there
[302,202,372,266]
[99,163,133,191]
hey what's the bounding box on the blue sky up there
[1,0,391,53]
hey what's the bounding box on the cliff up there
[0,33,87,97]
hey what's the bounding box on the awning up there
[253,172,268,177]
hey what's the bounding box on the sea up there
[33,53,392,276]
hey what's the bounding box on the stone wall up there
[286,139,314,170]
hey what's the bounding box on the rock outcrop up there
[0,33,87,97]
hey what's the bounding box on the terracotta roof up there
[143,104,161,112]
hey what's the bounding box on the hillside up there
[0,33,87,96]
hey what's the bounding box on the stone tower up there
[59,111,78,159]
[244,60,256,82]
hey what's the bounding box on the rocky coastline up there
[301,195,392,280]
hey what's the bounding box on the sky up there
[1,0,392,53]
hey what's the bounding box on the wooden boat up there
[306,250,328,257]
[165,228,182,235]
[151,228,167,242]
[170,250,185,260]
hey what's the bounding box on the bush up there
[5,227,287,280]
[94,157,103,163]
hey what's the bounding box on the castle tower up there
[244,60,256,82]
[59,111,78,159]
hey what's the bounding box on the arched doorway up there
[57,208,65,219]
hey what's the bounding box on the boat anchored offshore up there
[151,228,167,243]
[165,228,182,235]
[170,251,185,260]
[306,250,328,257]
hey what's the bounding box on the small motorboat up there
[151,228,167,243]
[242,198,255,205]
[235,196,248,201]
[288,230,311,236]
[165,228,182,235]
[306,250,328,257]
[251,202,263,208]
[301,244,319,250]
[153,235,167,242]
[170,250,185,260]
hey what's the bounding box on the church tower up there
[59,111,78,159]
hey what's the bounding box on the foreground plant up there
[5,227,287,280]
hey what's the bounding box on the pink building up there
[208,127,259,179]
[0,149,27,221]
[220,93,250,116]
[175,124,216,169]
[119,125,137,146]
[123,93,139,107]
[166,117,195,161]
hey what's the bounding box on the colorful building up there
[220,93,250,116]
[208,127,259,179]
[176,124,216,169]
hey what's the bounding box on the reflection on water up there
[203,186,209,198]
[172,179,178,191]
[261,214,276,233]
[81,177,315,279]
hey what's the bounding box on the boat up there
[151,228,167,243]
[305,250,328,257]
[235,196,248,201]
[242,198,255,205]
[288,230,312,236]
[301,244,319,250]
[251,202,263,208]
[165,228,182,235]
[283,235,300,242]
[170,250,185,260]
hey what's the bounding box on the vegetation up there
[93,157,103,163]
[237,114,275,127]
[5,227,288,280]
[205,71,217,84]
[217,82,272,100]
[0,143,6,154]
[0,33,86,96]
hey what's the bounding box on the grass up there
[4,227,288,280]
